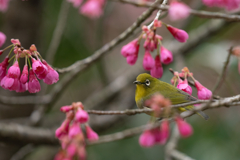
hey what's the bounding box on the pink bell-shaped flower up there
[167,25,189,43]
[177,79,192,95]
[20,64,28,84]
[121,39,139,58]
[150,55,163,79]
[176,117,193,138]
[28,69,41,93]
[143,50,155,70]
[75,109,89,123]
[139,130,155,147]
[85,125,99,141]
[194,80,212,100]
[160,46,173,64]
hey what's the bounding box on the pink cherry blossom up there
[160,46,173,64]
[139,130,155,147]
[32,58,47,76]
[177,79,192,95]
[28,69,41,93]
[16,82,27,93]
[0,57,9,81]
[85,125,99,141]
[168,1,190,21]
[150,55,163,78]
[42,60,59,84]
[60,105,73,113]
[143,50,155,70]
[0,0,10,12]
[126,54,138,65]
[68,122,82,138]
[121,39,139,58]
[7,61,21,79]
[0,32,6,48]
[80,0,104,19]
[194,80,212,100]
[176,117,193,138]
[167,25,189,43]
[20,64,28,84]
[75,109,89,123]
[169,1,190,21]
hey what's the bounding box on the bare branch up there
[111,0,240,21]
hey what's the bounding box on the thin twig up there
[111,0,240,21]
[165,126,180,160]
[212,48,232,94]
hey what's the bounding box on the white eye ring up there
[145,79,150,86]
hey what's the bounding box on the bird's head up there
[134,73,159,102]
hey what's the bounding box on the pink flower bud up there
[42,60,59,84]
[60,105,73,113]
[126,54,138,65]
[20,64,28,84]
[85,125,99,141]
[28,69,41,93]
[75,109,89,123]
[0,32,6,48]
[55,119,70,138]
[11,39,21,46]
[167,25,189,43]
[176,117,193,138]
[139,130,155,147]
[16,82,27,93]
[0,57,9,81]
[160,46,173,64]
[32,58,47,75]
[159,120,169,144]
[150,55,163,78]
[143,50,155,70]
[80,0,104,19]
[7,61,21,79]
[169,1,190,21]
[177,79,192,95]
[66,143,77,158]
[1,76,19,91]
[153,19,162,28]
[121,39,139,58]
[68,122,82,138]
[194,81,212,100]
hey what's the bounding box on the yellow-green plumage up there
[134,73,208,120]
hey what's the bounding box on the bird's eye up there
[145,79,150,86]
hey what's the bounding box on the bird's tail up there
[179,105,209,120]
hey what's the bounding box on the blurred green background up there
[1,0,240,160]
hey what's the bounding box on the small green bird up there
[134,73,208,120]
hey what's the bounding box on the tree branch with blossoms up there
[1,0,240,159]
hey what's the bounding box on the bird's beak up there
[133,81,142,84]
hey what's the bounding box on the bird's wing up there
[156,81,197,105]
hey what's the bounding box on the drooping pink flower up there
[0,0,10,12]
[75,109,89,123]
[158,120,169,144]
[28,69,41,93]
[176,117,193,138]
[177,79,192,95]
[85,125,99,141]
[143,50,155,70]
[68,122,82,138]
[80,0,104,19]
[32,58,47,76]
[126,54,138,65]
[55,119,71,138]
[160,46,173,64]
[67,0,83,7]
[0,32,6,48]
[42,60,59,85]
[169,1,190,21]
[167,25,189,43]
[20,64,28,84]
[66,143,77,158]
[150,55,163,78]
[0,57,9,81]
[194,80,212,100]
[121,39,139,58]
[16,82,27,93]
[61,105,73,113]
[7,61,21,79]
[0,76,19,91]
[139,130,155,147]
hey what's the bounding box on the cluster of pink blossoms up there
[67,0,105,19]
[0,39,59,93]
[121,20,189,79]
[202,0,240,11]
[139,94,193,147]
[55,102,99,160]
[172,67,212,100]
